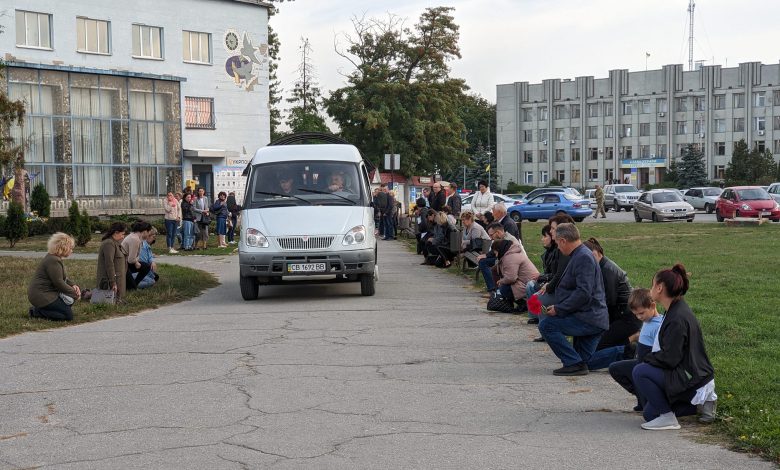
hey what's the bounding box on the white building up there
[1,0,270,215]
[497,62,780,189]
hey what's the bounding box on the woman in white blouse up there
[472,180,495,222]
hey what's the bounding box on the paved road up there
[0,246,774,469]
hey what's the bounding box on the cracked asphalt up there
[0,244,774,469]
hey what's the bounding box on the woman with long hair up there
[180,193,196,251]
[163,191,180,254]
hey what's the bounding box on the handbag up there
[90,288,116,305]
[486,291,514,313]
[200,213,211,225]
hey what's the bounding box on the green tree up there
[665,158,679,186]
[725,139,776,185]
[4,200,27,248]
[30,182,51,217]
[677,144,708,188]
[325,7,468,176]
[76,208,92,247]
[0,53,27,208]
[285,37,328,134]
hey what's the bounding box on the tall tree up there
[443,93,496,188]
[325,7,468,176]
[676,144,708,188]
[0,34,27,208]
[285,37,328,133]
[725,139,776,185]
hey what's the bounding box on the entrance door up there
[192,164,214,200]
[637,168,650,188]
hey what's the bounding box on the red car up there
[715,186,780,222]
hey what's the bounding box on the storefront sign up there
[620,158,666,169]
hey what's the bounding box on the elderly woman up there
[460,210,491,253]
[97,222,128,301]
[472,180,494,223]
[28,233,81,321]
[491,239,539,310]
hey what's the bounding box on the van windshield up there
[247,161,365,208]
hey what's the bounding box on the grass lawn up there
[430,221,780,463]
[0,256,219,338]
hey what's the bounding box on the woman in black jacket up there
[632,263,716,430]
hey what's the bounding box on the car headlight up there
[741,204,751,211]
[245,228,269,248]
[343,225,366,246]
[774,202,780,210]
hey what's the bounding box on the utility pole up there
[688,0,695,71]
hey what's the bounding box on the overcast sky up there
[271,0,780,105]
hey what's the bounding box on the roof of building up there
[222,0,273,8]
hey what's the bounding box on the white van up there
[238,140,377,300]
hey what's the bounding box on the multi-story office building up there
[1,0,270,215]
[497,62,780,189]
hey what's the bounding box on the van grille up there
[277,236,334,250]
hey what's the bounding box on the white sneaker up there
[169,248,178,254]
[641,411,680,430]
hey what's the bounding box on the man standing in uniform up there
[594,184,606,219]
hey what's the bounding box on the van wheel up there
[360,273,376,296]
[240,275,259,300]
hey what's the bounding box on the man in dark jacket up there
[374,183,389,236]
[428,182,446,211]
[492,202,520,240]
[538,223,609,376]
[445,182,462,217]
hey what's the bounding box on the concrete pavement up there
[0,245,774,469]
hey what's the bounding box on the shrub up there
[27,219,49,237]
[4,201,28,248]
[29,183,51,217]
[46,217,69,234]
[67,202,80,234]
[0,214,6,237]
[76,209,92,246]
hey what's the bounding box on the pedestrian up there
[226,192,241,244]
[122,221,153,291]
[211,191,229,248]
[96,222,128,302]
[192,187,210,250]
[594,184,606,218]
[472,180,494,223]
[163,191,180,253]
[445,182,462,217]
[180,193,196,251]
[27,232,81,321]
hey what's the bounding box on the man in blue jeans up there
[538,223,609,376]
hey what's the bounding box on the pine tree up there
[725,140,751,185]
[67,201,81,235]
[4,200,27,248]
[76,208,92,247]
[677,144,708,188]
[30,182,51,217]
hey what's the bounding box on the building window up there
[605,168,614,182]
[640,144,650,158]
[522,130,533,142]
[639,123,650,137]
[554,105,567,119]
[774,116,780,130]
[621,124,632,138]
[657,144,667,158]
[539,150,548,163]
[755,140,766,152]
[734,117,745,132]
[538,106,548,120]
[540,171,549,184]
[524,171,534,184]
[588,148,599,160]
[754,91,766,107]
[522,108,533,121]
[571,148,580,161]
[132,24,163,59]
[184,96,215,129]
[656,98,668,113]
[713,95,725,110]
[604,147,614,160]
[571,127,580,140]
[676,144,686,156]
[603,102,613,117]
[15,10,52,49]
[675,121,687,135]
[656,122,667,136]
[555,128,565,141]
[570,104,580,118]
[715,142,726,156]
[713,165,725,180]
[539,128,548,142]
[555,170,566,183]
[604,125,614,138]
[622,101,633,115]
[694,96,705,111]
[733,93,745,108]
[523,151,534,163]
[639,99,651,114]
[774,91,780,106]
[588,169,599,182]
[588,125,598,139]
[183,30,211,64]
[774,140,780,154]
[694,120,705,134]
[570,169,581,184]
[675,97,687,112]
[621,146,632,159]
[555,149,565,162]
[753,116,766,131]
[587,103,599,117]
[76,17,110,54]
[714,118,725,133]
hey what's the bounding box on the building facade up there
[1,0,270,215]
[497,62,780,189]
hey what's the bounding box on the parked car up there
[461,193,521,214]
[715,186,780,222]
[683,187,723,213]
[505,193,526,201]
[603,184,642,212]
[507,192,592,222]
[520,186,582,203]
[766,182,780,204]
[584,189,597,209]
[633,190,695,223]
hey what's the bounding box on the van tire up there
[240,275,259,300]
[360,273,376,296]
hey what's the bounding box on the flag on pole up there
[485,164,490,172]
[646,52,651,58]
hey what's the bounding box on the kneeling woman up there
[28,233,81,321]
[632,263,716,430]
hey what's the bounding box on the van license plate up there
[288,263,326,273]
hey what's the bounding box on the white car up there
[767,182,780,204]
[683,187,723,213]
[461,193,521,214]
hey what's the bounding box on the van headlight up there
[343,225,366,246]
[245,228,269,248]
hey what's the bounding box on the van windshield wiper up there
[297,188,358,205]
[254,191,312,205]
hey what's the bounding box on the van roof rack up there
[268,132,351,146]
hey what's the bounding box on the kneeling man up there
[538,223,608,376]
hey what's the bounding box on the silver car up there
[634,189,695,223]
[684,187,723,213]
[767,182,780,204]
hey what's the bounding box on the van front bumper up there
[239,248,375,278]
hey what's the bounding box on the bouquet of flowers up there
[527,293,543,316]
